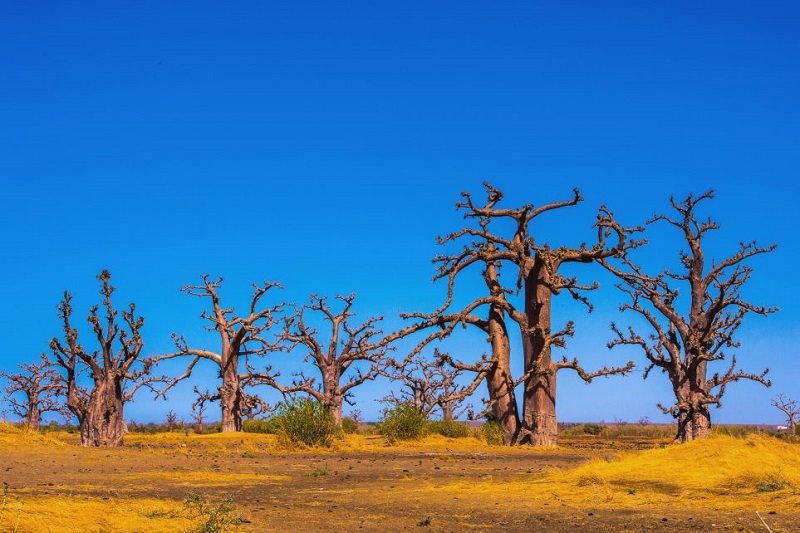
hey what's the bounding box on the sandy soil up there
[2,433,798,532]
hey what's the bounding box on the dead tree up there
[772,394,799,434]
[0,355,69,430]
[49,271,164,447]
[603,191,775,443]
[261,294,401,426]
[407,183,636,445]
[149,275,282,432]
[381,353,474,421]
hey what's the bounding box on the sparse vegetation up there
[479,420,504,446]
[380,403,428,444]
[273,397,338,449]
[426,419,470,438]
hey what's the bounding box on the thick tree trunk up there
[522,259,558,446]
[80,380,127,447]
[486,303,523,445]
[220,362,243,432]
[26,401,41,431]
[329,397,343,426]
[441,403,454,422]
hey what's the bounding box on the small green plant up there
[273,397,338,448]
[427,419,469,438]
[582,423,604,436]
[242,418,281,434]
[183,493,243,533]
[380,403,428,444]
[418,515,432,527]
[308,463,330,477]
[480,420,504,446]
[341,416,359,434]
[757,477,787,493]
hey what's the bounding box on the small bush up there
[427,419,470,438]
[380,404,427,444]
[242,418,280,434]
[183,493,243,533]
[273,398,338,449]
[341,417,359,434]
[480,421,504,446]
[582,423,604,436]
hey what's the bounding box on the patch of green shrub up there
[341,417,359,434]
[380,404,427,444]
[427,419,470,438]
[242,418,280,434]
[273,398,338,449]
[480,420,504,446]
[582,423,604,436]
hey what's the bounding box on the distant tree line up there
[0,184,779,447]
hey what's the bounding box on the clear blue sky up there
[1,1,797,424]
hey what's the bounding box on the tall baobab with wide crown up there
[603,191,776,443]
[149,275,283,433]
[407,182,637,445]
[49,270,164,447]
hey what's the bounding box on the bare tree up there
[0,355,69,430]
[261,294,401,426]
[407,183,636,445]
[149,275,283,432]
[603,191,776,443]
[49,270,165,447]
[381,352,473,421]
[771,394,799,434]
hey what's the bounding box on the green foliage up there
[582,423,604,436]
[713,425,763,438]
[418,515,432,527]
[242,418,281,434]
[341,417,359,434]
[307,463,330,477]
[273,398,338,449]
[183,494,243,533]
[479,421,504,446]
[380,403,428,444]
[756,476,787,493]
[426,419,470,438]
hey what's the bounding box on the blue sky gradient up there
[1,2,797,424]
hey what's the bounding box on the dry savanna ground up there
[1,424,798,532]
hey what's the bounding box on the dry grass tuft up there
[539,434,800,510]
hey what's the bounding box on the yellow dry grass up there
[416,434,800,512]
[0,494,193,533]
[0,424,63,449]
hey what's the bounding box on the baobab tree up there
[262,294,400,426]
[771,394,799,434]
[49,270,164,447]
[149,275,283,432]
[0,355,68,430]
[407,183,636,445]
[603,191,776,443]
[381,352,474,421]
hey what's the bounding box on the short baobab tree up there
[407,183,636,445]
[381,352,475,421]
[149,275,283,432]
[262,294,404,426]
[603,191,776,443]
[772,394,799,434]
[1,355,69,430]
[49,270,165,447]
